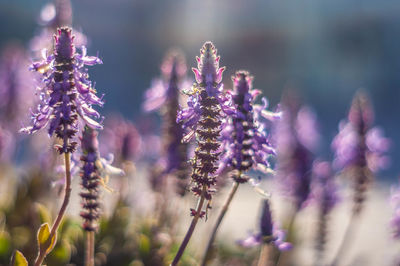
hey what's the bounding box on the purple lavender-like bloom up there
[177,42,234,216]
[238,199,292,251]
[311,161,339,259]
[0,44,34,129]
[21,27,103,154]
[79,126,101,231]
[143,50,191,195]
[332,91,389,214]
[218,71,279,182]
[275,94,319,211]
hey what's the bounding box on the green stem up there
[201,181,240,266]
[34,152,72,266]
[85,231,95,266]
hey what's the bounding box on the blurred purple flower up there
[218,71,279,182]
[332,92,389,173]
[143,50,191,195]
[0,43,35,129]
[332,91,389,214]
[237,199,292,251]
[20,27,104,154]
[311,161,339,256]
[177,42,234,216]
[100,115,141,163]
[275,93,319,210]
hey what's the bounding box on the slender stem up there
[201,182,240,266]
[85,231,95,266]
[171,185,207,266]
[330,213,359,266]
[258,243,273,266]
[276,210,297,266]
[34,152,72,266]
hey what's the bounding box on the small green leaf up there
[37,223,57,254]
[11,250,28,266]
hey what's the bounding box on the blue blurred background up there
[1,0,399,179]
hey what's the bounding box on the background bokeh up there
[0,0,399,178]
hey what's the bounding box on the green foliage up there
[11,250,27,266]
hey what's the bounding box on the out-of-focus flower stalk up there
[330,91,389,266]
[143,50,190,195]
[171,42,234,266]
[202,71,278,265]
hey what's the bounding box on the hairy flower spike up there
[332,91,389,214]
[21,27,103,154]
[80,127,101,231]
[177,42,234,215]
[219,71,278,182]
[143,50,190,195]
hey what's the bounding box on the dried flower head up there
[177,42,234,216]
[219,71,279,182]
[21,27,103,154]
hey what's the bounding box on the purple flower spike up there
[332,91,389,214]
[143,50,191,195]
[177,42,234,216]
[238,199,292,251]
[275,93,319,211]
[21,27,103,154]
[79,126,101,232]
[218,71,278,182]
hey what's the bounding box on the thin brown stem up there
[85,231,95,266]
[258,243,273,266]
[171,185,207,266]
[201,181,240,266]
[34,151,72,266]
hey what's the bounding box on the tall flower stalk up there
[20,27,103,266]
[330,91,389,265]
[80,127,100,266]
[143,50,190,195]
[201,71,278,265]
[171,42,234,266]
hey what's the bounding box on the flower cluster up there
[177,42,234,216]
[332,92,390,173]
[237,199,291,251]
[144,50,191,195]
[275,94,319,210]
[21,27,104,154]
[332,91,389,214]
[218,71,279,182]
